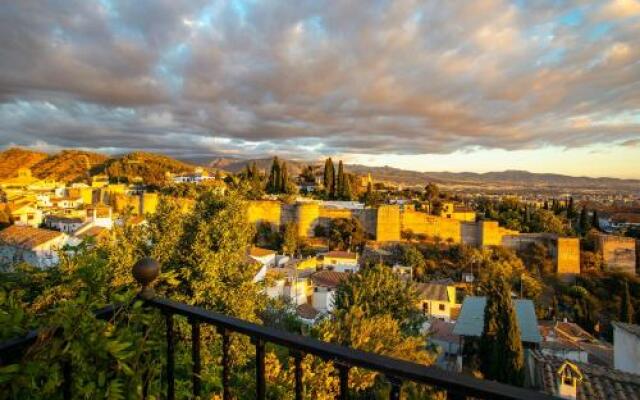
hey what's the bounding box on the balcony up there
[0,259,558,400]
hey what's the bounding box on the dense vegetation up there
[103,152,196,187]
[0,188,438,399]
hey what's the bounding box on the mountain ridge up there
[1,148,638,190]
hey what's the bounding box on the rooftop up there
[310,270,349,288]
[322,251,357,260]
[0,225,64,249]
[613,322,640,339]
[453,296,542,343]
[529,350,640,400]
[415,282,451,302]
[249,246,276,257]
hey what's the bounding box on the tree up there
[326,218,365,251]
[337,160,345,199]
[424,183,439,213]
[332,264,426,335]
[342,173,353,201]
[323,158,335,199]
[592,210,600,231]
[579,207,590,234]
[280,162,289,193]
[479,274,525,386]
[282,222,298,256]
[620,280,635,324]
[267,157,281,193]
[567,197,575,219]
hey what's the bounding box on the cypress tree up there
[579,207,589,234]
[343,173,352,200]
[268,157,281,193]
[621,280,635,324]
[251,162,258,179]
[567,197,575,219]
[324,158,335,199]
[479,276,524,386]
[337,160,345,199]
[592,210,600,231]
[543,201,549,210]
[281,162,288,193]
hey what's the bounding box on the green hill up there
[103,152,197,186]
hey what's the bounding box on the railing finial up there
[133,257,160,299]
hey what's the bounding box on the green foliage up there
[333,264,426,335]
[325,218,365,251]
[620,280,635,324]
[282,222,299,256]
[103,152,195,187]
[323,158,335,199]
[478,273,524,386]
[477,197,570,235]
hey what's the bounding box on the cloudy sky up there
[1,1,639,178]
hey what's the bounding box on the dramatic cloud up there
[0,0,639,159]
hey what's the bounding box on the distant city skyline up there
[1,1,639,178]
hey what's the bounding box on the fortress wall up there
[247,200,283,229]
[318,208,353,220]
[141,193,158,215]
[356,209,378,238]
[401,210,462,243]
[555,237,581,276]
[461,222,480,246]
[296,202,320,237]
[597,235,637,275]
[376,205,401,242]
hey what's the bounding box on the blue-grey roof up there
[452,296,542,343]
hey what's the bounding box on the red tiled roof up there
[76,226,108,239]
[530,350,640,400]
[310,270,349,288]
[415,282,450,302]
[0,225,64,249]
[249,246,276,257]
[322,251,357,259]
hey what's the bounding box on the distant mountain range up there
[1,148,638,191]
[204,156,640,191]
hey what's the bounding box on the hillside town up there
[1,149,639,399]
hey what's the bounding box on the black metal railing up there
[0,258,560,400]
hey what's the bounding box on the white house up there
[8,202,43,228]
[613,322,640,375]
[415,282,458,321]
[0,225,69,269]
[249,247,277,283]
[310,270,349,313]
[45,215,86,233]
[319,251,359,273]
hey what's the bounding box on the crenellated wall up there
[244,200,580,275]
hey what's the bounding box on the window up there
[438,304,446,311]
[422,303,429,314]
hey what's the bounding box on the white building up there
[613,322,640,375]
[0,225,70,269]
[319,251,359,273]
[45,215,85,233]
[310,270,349,313]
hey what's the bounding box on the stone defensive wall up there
[502,233,580,276]
[247,201,522,248]
[596,234,637,275]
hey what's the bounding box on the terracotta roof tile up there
[530,350,640,400]
[310,270,349,288]
[296,303,319,320]
[415,283,450,302]
[322,251,357,259]
[0,225,64,249]
[249,246,276,257]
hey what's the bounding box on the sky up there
[0,1,639,178]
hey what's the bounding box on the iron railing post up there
[293,350,304,400]
[221,329,230,400]
[255,338,266,400]
[388,376,402,400]
[337,363,350,400]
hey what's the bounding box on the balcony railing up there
[0,258,559,400]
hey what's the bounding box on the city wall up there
[596,234,637,275]
[245,200,581,275]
